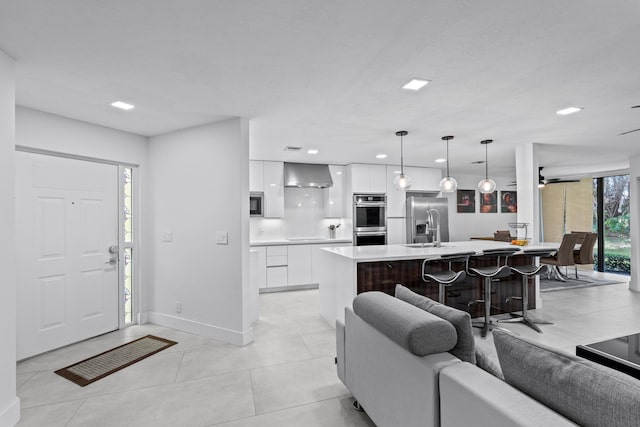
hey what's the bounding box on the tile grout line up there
[64,398,87,427]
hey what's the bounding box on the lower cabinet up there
[288,244,312,286]
[266,265,288,287]
[255,242,352,290]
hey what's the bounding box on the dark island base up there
[356,254,537,318]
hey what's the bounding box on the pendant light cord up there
[446,140,450,178]
[400,133,404,175]
[485,142,489,179]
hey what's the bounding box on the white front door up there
[16,152,120,360]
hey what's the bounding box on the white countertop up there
[321,241,559,262]
[250,238,352,247]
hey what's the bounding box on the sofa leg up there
[352,400,364,412]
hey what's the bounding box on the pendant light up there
[438,135,457,192]
[394,130,412,190]
[477,139,497,194]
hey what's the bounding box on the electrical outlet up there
[176,301,182,313]
[216,231,228,245]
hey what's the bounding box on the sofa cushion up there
[493,328,640,427]
[395,284,476,364]
[474,345,504,380]
[352,291,457,357]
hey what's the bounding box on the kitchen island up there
[315,241,558,326]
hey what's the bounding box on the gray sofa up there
[336,286,640,427]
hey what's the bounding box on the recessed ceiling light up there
[376,154,387,159]
[111,101,135,110]
[435,158,446,163]
[402,79,430,91]
[556,106,583,115]
[307,149,318,155]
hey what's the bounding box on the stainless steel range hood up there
[284,162,333,188]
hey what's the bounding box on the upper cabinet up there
[262,161,285,218]
[324,165,345,218]
[249,160,264,192]
[386,165,443,217]
[404,166,442,191]
[348,163,386,194]
[386,165,406,218]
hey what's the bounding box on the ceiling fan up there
[539,167,580,187]
[618,105,640,135]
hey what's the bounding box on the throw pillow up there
[493,328,640,427]
[395,284,476,364]
[352,291,457,356]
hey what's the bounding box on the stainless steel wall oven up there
[353,193,386,245]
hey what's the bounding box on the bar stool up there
[421,252,475,304]
[468,248,518,338]
[499,248,555,333]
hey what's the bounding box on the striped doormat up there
[55,335,177,387]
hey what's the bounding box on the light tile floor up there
[16,272,637,427]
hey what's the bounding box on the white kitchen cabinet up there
[287,244,312,286]
[369,164,387,192]
[253,246,267,289]
[348,163,387,194]
[249,160,264,192]
[263,160,284,218]
[386,165,406,218]
[266,266,288,287]
[324,165,345,218]
[405,166,442,192]
[387,217,406,245]
[349,164,370,193]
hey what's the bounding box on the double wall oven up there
[353,193,387,246]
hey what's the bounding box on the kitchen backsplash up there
[250,187,347,241]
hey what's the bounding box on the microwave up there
[250,192,264,217]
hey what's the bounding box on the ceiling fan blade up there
[618,128,640,136]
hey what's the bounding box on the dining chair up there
[573,232,597,279]
[493,230,512,242]
[540,233,579,281]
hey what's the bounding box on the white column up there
[515,143,541,243]
[0,50,20,426]
[629,154,640,292]
[515,143,544,307]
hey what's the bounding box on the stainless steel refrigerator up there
[406,194,449,244]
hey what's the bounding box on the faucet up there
[427,209,441,248]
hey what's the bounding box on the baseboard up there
[137,311,149,325]
[147,312,253,346]
[259,283,318,293]
[0,397,20,427]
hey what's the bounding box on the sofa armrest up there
[344,307,459,427]
[439,363,578,427]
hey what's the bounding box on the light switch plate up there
[161,231,173,242]
[216,231,228,245]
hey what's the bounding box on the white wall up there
[0,50,20,427]
[14,106,152,320]
[148,118,252,345]
[16,107,148,164]
[445,173,519,241]
[629,154,640,292]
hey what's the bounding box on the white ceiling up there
[1,1,639,179]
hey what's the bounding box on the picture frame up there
[456,189,476,213]
[479,190,497,213]
[500,191,517,213]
